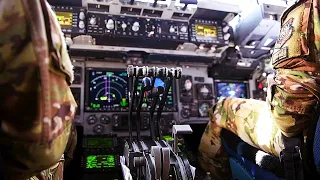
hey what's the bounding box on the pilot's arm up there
[0,0,77,179]
[198,0,320,179]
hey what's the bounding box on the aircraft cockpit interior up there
[7,0,313,179]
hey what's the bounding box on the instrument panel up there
[50,5,232,48]
[69,61,251,136]
[86,12,190,42]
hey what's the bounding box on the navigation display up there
[195,24,217,40]
[86,155,115,169]
[56,11,73,29]
[86,69,129,111]
[137,77,175,111]
[216,82,248,100]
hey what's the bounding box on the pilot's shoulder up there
[0,0,28,63]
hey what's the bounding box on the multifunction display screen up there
[86,69,129,111]
[195,24,217,39]
[56,11,73,29]
[216,82,248,100]
[86,155,115,169]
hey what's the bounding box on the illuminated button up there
[79,12,85,20]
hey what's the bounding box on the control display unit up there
[137,77,176,112]
[190,19,228,45]
[84,137,114,149]
[215,81,249,100]
[86,155,116,169]
[85,68,129,112]
[51,6,86,34]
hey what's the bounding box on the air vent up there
[120,7,142,15]
[88,3,110,13]
[171,12,192,20]
[142,9,163,17]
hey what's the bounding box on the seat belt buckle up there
[279,146,302,164]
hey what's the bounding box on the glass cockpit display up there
[86,155,116,169]
[137,77,175,111]
[216,82,248,100]
[85,69,129,112]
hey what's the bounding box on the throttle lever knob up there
[142,77,152,91]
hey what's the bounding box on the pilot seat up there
[221,103,320,180]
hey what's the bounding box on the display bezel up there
[189,19,227,44]
[214,80,250,101]
[83,154,121,172]
[55,11,73,29]
[84,68,129,112]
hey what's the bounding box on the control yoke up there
[127,65,182,142]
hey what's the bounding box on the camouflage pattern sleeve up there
[0,0,77,179]
[198,0,320,178]
[269,0,320,137]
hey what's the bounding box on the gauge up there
[199,102,210,117]
[196,84,213,100]
[184,79,192,91]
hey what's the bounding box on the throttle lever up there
[161,147,171,180]
[151,146,162,180]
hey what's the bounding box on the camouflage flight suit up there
[199,0,320,179]
[0,0,77,179]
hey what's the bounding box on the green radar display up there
[86,155,116,169]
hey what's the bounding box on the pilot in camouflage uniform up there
[199,0,320,179]
[0,0,77,179]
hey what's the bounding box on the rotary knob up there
[223,26,230,33]
[87,115,97,125]
[79,12,85,20]
[106,19,114,29]
[132,22,140,32]
[180,108,191,119]
[100,115,110,124]
[180,26,187,33]
[89,17,97,25]
[78,21,85,29]
[224,33,231,40]
[121,23,127,29]
[93,124,104,134]
[169,26,175,33]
